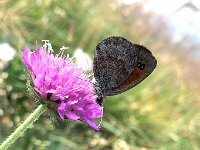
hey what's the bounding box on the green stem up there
[0,104,47,150]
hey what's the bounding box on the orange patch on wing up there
[117,67,145,90]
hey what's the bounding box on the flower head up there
[22,41,103,130]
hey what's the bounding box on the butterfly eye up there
[96,97,103,106]
[137,62,145,70]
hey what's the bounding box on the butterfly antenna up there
[77,76,100,88]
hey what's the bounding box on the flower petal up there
[64,110,80,120]
[83,117,100,131]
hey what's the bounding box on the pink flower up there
[22,41,103,130]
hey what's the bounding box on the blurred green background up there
[0,0,200,150]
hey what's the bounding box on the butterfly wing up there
[108,44,157,96]
[93,36,138,96]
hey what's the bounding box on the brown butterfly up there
[93,36,157,105]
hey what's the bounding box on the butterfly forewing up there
[93,36,138,96]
